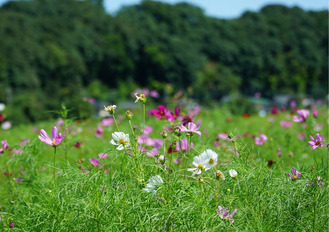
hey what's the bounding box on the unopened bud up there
[126,110,134,120]
[161,130,168,139]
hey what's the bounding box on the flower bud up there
[229,169,238,178]
[104,105,116,115]
[161,130,168,139]
[216,170,225,180]
[126,110,134,120]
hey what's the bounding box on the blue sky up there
[0,0,327,18]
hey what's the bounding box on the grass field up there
[0,97,328,231]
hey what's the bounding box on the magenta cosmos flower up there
[38,126,65,146]
[216,206,237,223]
[179,122,201,137]
[89,158,99,167]
[255,134,267,145]
[308,133,325,149]
[149,105,170,119]
[293,109,309,122]
[288,167,301,181]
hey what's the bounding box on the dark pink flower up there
[149,105,169,119]
[179,122,201,137]
[181,116,193,126]
[88,98,95,104]
[73,142,81,148]
[89,158,99,167]
[308,134,324,150]
[293,109,309,122]
[313,110,318,118]
[95,126,103,138]
[9,221,14,228]
[38,126,65,146]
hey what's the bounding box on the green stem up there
[112,114,120,132]
[142,103,146,152]
[53,146,57,180]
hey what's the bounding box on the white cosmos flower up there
[229,169,238,178]
[143,175,163,194]
[188,149,218,176]
[110,132,130,150]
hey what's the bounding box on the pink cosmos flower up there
[150,90,159,98]
[290,100,297,108]
[176,139,193,151]
[19,139,30,146]
[95,126,103,138]
[293,109,309,122]
[313,110,318,118]
[298,133,305,140]
[288,167,301,181]
[308,134,325,150]
[278,148,282,157]
[101,118,114,126]
[216,206,237,223]
[12,148,23,154]
[0,140,9,154]
[255,134,267,145]
[55,119,64,127]
[98,153,108,160]
[2,121,11,130]
[88,98,95,104]
[141,126,153,135]
[89,158,99,167]
[38,126,65,146]
[167,107,181,122]
[179,122,201,137]
[188,106,201,116]
[280,121,292,129]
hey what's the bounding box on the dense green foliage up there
[0,0,327,122]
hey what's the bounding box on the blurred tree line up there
[0,0,327,123]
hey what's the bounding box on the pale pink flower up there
[179,122,201,137]
[216,206,237,223]
[98,153,108,160]
[255,134,267,145]
[1,121,11,130]
[280,121,292,129]
[293,109,309,122]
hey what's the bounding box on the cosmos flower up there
[293,109,309,122]
[95,126,103,138]
[308,134,325,150]
[179,122,201,137]
[216,206,237,223]
[0,140,9,154]
[98,153,108,160]
[38,126,65,147]
[188,149,218,176]
[280,121,292,129]
[255,134,267,145]
[288,167,301,181]
[110,132,130,150]
[89,158,99,167]
[143,175,163,194]
[229,169,238,178]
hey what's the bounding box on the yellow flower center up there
[118,139,125,144]
[52,140,55,145]
[209,158,214,165]
[198,164,203,169]
[293,175,297,180]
